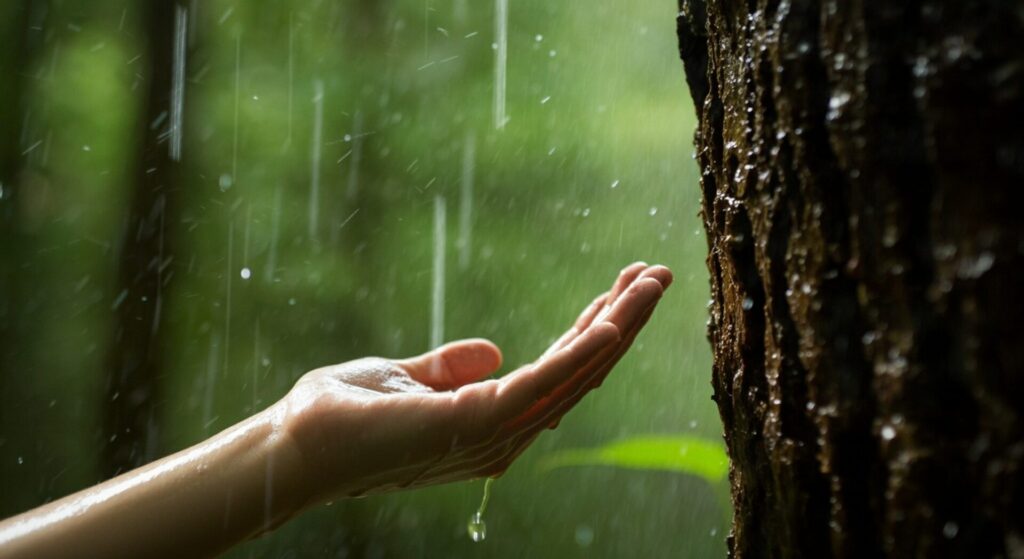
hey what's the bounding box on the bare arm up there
[0,263,671,559]
[0,406,308,559]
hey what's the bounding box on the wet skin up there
[0,263,672,559]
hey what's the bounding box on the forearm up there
[0,404,310,559]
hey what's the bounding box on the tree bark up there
[677,1,1024,557]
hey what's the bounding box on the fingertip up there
[448,338,503,374]
[401,339,503,389]
[642,264,673,289]
[609,262,650,300]
[594,321,622,343]
[633,277,665,298]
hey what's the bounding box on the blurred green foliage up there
[0,0,727,556]
[540,436,729,484]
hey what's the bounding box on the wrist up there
[258,402,317,526]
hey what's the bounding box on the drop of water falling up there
[467,512,486,542]
[467,477,495,542]
[648,207,658,216]
[881,425,896,441]
[240,267,252,280]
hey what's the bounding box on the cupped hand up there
[280,263,672,506]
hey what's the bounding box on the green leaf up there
[539,435,729,484]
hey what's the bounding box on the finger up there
[601,277,664,331]
[398,339,503,390]
[636,264,673,290]
[419,272,672,482]
[491,279,660,437]
[543,262,657,359]
[425,293,665,480]
[513,280,666,436]
[541,300,660,431]
[490,322,620,421]
[541,291,608,359]
[607,261,649,304]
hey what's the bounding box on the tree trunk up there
[102,0,185,477]
[677,1,1023,557]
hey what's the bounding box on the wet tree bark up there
[677,1,1024,557]
[102,1,184,478]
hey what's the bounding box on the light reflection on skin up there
[0,406,286,546]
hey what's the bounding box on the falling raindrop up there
[493,0,509,129]
[309,80,324,240]
[346,111,363,200]
[458,133,475,270]
[223,220,234,379]
[430,196,447,349]
[229,33,241,186]
[467,513,486,542]
[467,477,495,542]
[169,5,187,161]
[264,186,282,284]
[240,267,251,280]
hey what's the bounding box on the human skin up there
[0,263,672,559]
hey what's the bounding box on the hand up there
[279,263,672,506]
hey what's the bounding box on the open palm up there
[282,263,672,505]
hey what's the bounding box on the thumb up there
[398,338,503,390]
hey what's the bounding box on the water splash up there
[430,196,446,349]
[467,477,495,542]
[309,80,324,241]
[458,132,475,270]
[169,5,187,161]
[493,0,508,129]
